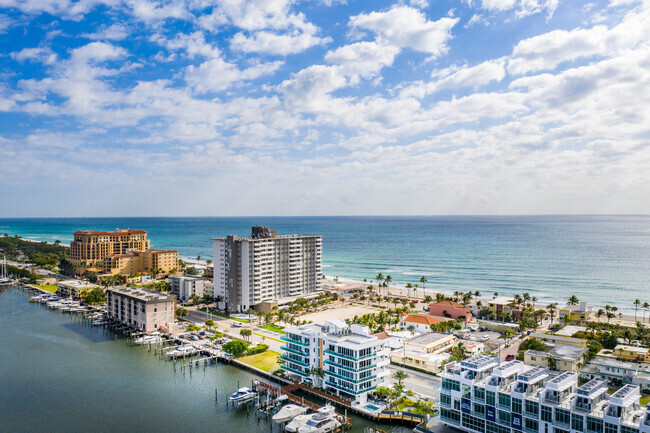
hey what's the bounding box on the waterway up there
[0,287,408,433]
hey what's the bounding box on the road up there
[385,364,439,400]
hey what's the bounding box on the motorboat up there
[285,414,312,432]
[273,404,307,423]
[166,345,197,358]
[229,387,256,402]
[298,405,341,433]
[134,332,162,345]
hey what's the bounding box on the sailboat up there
[0,255,14,286]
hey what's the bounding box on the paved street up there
[385,364,439,400]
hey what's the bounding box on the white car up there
[480,335,490,342]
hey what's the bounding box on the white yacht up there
[273,404,307,423]
[229,387,256,402]
[134,332,162,345]
[166,345,197,358]
[285,414,312,432]
[298,405,341,433]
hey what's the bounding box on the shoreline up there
[322,275,642,323]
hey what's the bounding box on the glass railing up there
[280,354,309,367]
[281,336,309,347]
[281,345,307,356]
[283,364,307,376]
[324,380,362,395]
[323,359,374,372]
[326,370,376,383]
[324,349,375,361]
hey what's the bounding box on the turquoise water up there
[0,287,404,432]
[1,216,649,311]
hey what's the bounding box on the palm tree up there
[568,295,579,306]
[406,283,413,297]
[452,342,467,360]
[546,303,558,324]
[632,299,641,322]
[420,276,427,291]
[407,325,415,336]
[596,309,604,324]
[196,255,201,262]
[392,370,409,388]
[643,302,650,323]
[385,275,393,289]
[547,355,558,371]
[376,273,384,293]
[493,292,499,300]
[636,322,648,342]
[531,296,538,309]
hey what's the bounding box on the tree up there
[84,287,106,304]
[634,299,641,322]
[568,295,579,306]
[546,303,558,324]
[240,328,252,341]
[452,342,467,360]
[196,255,201,262]
[493,292,499,299]
[222,340,249,357]
[407,325,416,336]
[499,329,515,345]
[547,355,558,371]
[392,370,409,389]
[596,309,605,324]
[420,276,427,291]
[205,319,214,330]
[206,259,212,265]
[636,322,648,341]
[175,308,188,318]
[385,275,393,288]
[643,302,650,323]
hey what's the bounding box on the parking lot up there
[465,328,502,345]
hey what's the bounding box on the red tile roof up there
[401,315,442,325]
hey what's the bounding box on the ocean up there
[1,215,649,313]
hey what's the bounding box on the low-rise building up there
[106,287,176,333]
[524,345,588,372]
[559,302,593,326]
[169,276,208,302]
[392,349,451,373]
[430,300,473,324]
[405,332,458,354]
[581,356,650,391]
[529,332,588,348]
[438,354,650,433]
[597,345,650,364]
[280,319,390,405]
[399,314,442,333]
[56,279,100,299]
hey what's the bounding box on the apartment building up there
[56,279,100,299]
[69,229,178,276]
[106,287,176,333]
[280,319,390,405]
[438,354,650,433]
[212,226,322,312]
[169,275,208,302]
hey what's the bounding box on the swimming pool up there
[364,404,380,411]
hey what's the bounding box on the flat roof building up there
[56,279,100,299]
[212,226,322,312]
[280,319,389,405]
[107,287,176,333]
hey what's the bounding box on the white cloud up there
[11,47,58,64]
[466,0,559,18]
[231,30,331,55]
[82,23,130,40]
[324,41,400,77]
[126,0,189,23]
[349,5,459,56]
[0,14,13,33]
[0,0,118,20]
[198,0,312,32]
[153,31,221,59]
[508,4,650,75]
[185,58,283,93]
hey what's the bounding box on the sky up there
[1,0,649,217]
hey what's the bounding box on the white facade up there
[280,319,390,405]
[107,287,176,333]
[438,354,650,433]
[169,276,207,302]
[212,226,322,312]
[56,279,100,299]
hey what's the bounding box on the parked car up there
[505,354,515,361]
[232,322,242,328]
[480,335,490,341]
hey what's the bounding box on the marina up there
[0,285,414,433]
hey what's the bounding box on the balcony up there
[324,380,364,395]
[326,370,376,383]
[283,364,307,376]
[324,349,375,361]
[281,336,309,347]
[323,359,375,373]
[281,345,307,357]
[280,355,309,367]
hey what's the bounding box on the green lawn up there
[34,284,57,293]
[259,324,286,334]
[238,351,280,372]
[641,394,650,405]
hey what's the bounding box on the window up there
[555,409,570,427]
[463,385,472,398]
[443,378,461,392]
[604,423,618,433]
[512,399,522,415]
[499,393,511,410]
[524,418,539,433]
[474,387,486,401]
[441,394,452,407]
[620,426,638,433]
[498,410,511,426]
[474,403,486,416]
[586,417,603,433]
[486,421,511,433]
[440,408,461,425]
[463,413,486,433]
[525,400,539,417]
[487,391,496,406]
[541,406,552,423]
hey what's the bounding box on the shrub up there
[246,344,269,355]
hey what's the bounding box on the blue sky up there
[1,0,649,217]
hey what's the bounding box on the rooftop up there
[432,300,469,309]
[58,279,99,288]
[577,378,608,397]
[401,314,442,326]
[407,332,454,346]
[489,296,514,306]
[555,325,587,337]
[74,229,147,236]
[461,354,500,371]
[548,344,588,361]
[517,366,549,384]
[108,287,174,303]
[616,345,649,354]
[589,356,649,370]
